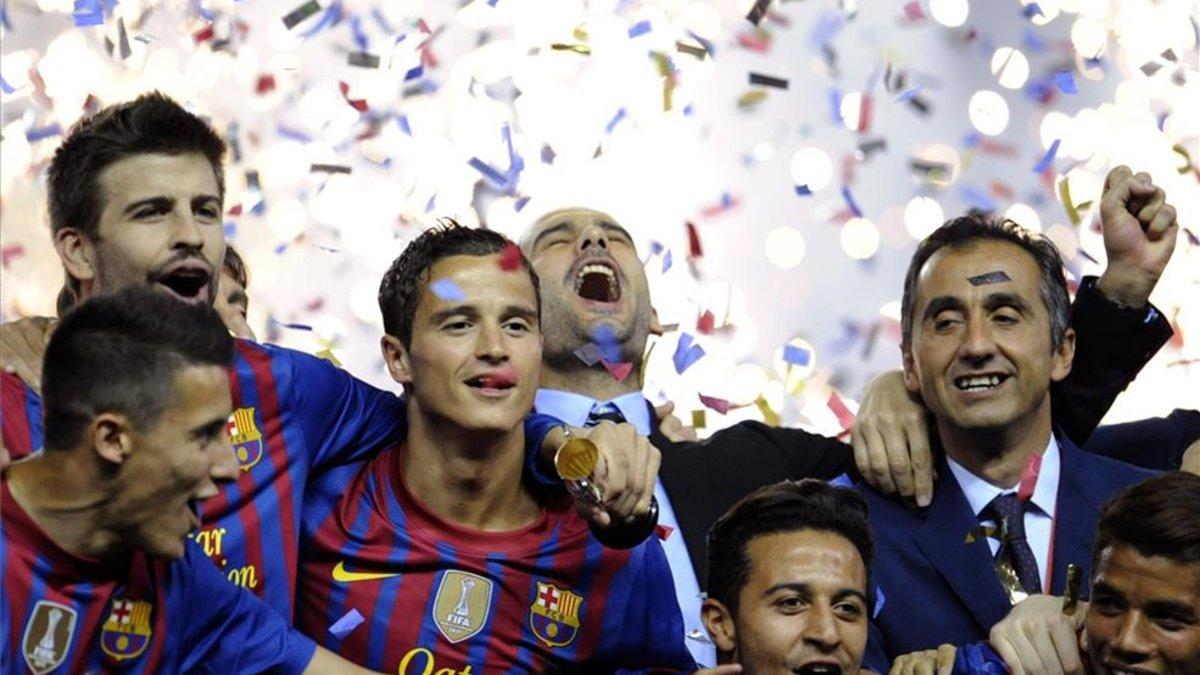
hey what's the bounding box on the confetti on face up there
[496,243,523,272]
[592,325,620,364]
[573,344,603,367]
[602,360,633,382]
[328,608,365,639]
[429,278,465,301]
[967,270,1012,286]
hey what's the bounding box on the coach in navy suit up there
[860,167,1177,672]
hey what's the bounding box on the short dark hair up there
[223,245,249,290]
[377,220,541,347]
[900,212,1070,353]
[707,479,875,613]
[47,91,226,285]
[1093,472,1200,574]
[41,287,234,451]
[55,284,76,316]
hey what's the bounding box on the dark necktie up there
[586,405,626,426]
[985,493,1042,594]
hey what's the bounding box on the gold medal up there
[555,437,598,481]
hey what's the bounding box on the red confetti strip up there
[227,204,243,216]
[856,93,873,133]
[602,360,633,382]
[498,242,523,271]
[736,32,770,52]
[696,310,715,335]
[686,221,704,259]
[193,24,214,43]
[255,74,276,94]
[827,390,856,435]
[698,394,731,414]
[338,81,368,112]
[1,244,25,268]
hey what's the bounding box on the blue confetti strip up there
[649,241,664,255]
[370,7,394,34]
[1,76,16,95]
[672,333,706,374]
[25,124,63,142]
[686,30,715,56]
[1021,29,1047,53]
[1053,70,1077,94]
[605,108,627,134]
[894,86,923,103]
[592,325,620,363]
[272,320,313,331]
[1033,139,1060,174]
[404,63,424,81]
[795,184,813,196]
[627,19,651,38]
[829,473,854,488]
[0,0,12,31]
[841,186,863,218]
[430,278,465,301]
[223,222,237,239]
[329,609,364,639]
[959,185,999,212]
[873,586,886,618]
[783,344,812,367]
[828,88,842,125]
[396,114,411,136]
[72,0,104,26]
[661,249,673,273]
[1021,3,1042,19]
[514,195,531,211]
[349,14,368,50]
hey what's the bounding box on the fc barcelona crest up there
[22,600,77,675]
[529,581,583,648]
[227,407,264,471]
[432,570,493,644]
[100,598,153,661]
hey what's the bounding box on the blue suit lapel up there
[915,456,1014,633]
[1048,439,1100,595]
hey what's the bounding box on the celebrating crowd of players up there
[1,93,1198,675]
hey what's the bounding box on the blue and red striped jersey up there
[1,340,408,620]
[0,479,317,674]
[2,371,41,457]
[297,445,697,673]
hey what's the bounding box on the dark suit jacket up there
[857,439,1156,672]
[650,276,1172,588]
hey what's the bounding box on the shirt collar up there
[946,435,1061,517]
[533,389,652,436]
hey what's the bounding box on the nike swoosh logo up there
[332,561,402,583]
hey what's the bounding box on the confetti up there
[749,72,789,89]
[672,333,706,374]
[968,270,1012,286]
[310,163,352,174]
[550,43,591,56]
[592,324,620,363]
[902,1,924,21]
[696,310,715,335]
[72,0,104,26]
[1021,3,1043,19]
[746,0,771,26]
[1058,178,1082,225]
[755,396,780,426]
[795,184,813,196]
[686,221,704,258]
[1,244,25,268]
[627,20,651,38]
[602,360,633,382]
[573,344,603,367]
[1032,139,1060,174]
[737,90,769,109]
[498,242,523,271]
[430,278,465,301]
[827,391,856,432]
[25,125,63,142]
[661,250,673,273]
[676,40,707,59]
[691,409,707,429]
[329,608,364,639]
[698,394,730,414]
[315,349,342,367]
[841,186,863,218]
[783,344,812,367]
[605,108,627,134]
[347,51,381,68]
[272,321,314,331]
[281,0,321,30]
[1053,71,1077,94]
[893,85,923,103]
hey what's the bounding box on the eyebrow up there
[761,582,868,605]
[982,291,1033,314]
[531,223,572,251]
[1146,600,1198,621]
[122,194,221,216]
[191,415,230,441]
[922,292,1033,323]
[226,289,249,309]
[922,296,966,323]
[427,304,539,324]
[531,220,635,251]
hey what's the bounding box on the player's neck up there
[5,451,124,559]
[539,359,640,401]
[937,399,1053,489]
[402,410,541,532]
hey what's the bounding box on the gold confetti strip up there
[755,396,780,426]
[737,90,768,109]
[1059,178,1081,226]
[691,409,707,429]
[1173,143,1194,174]
[550,43,591,55]
[315,349,342,367]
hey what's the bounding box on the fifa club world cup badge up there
[100,598,153,661]
[529,581,583,648]
[227,407,264,472]
[22,600,78,675]
[432,570,493,644]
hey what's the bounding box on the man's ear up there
[91,413,134,466]
[901,347,921,395]
[701,598,738,659]
[1050,327,1075,383]
[54,227,97,290]
[380,335,413,387]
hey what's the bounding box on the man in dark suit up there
[860,166,1177,670]
[519,164,1177,667]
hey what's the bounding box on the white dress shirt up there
[534,388,716,667]
[946,436,1061,590]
